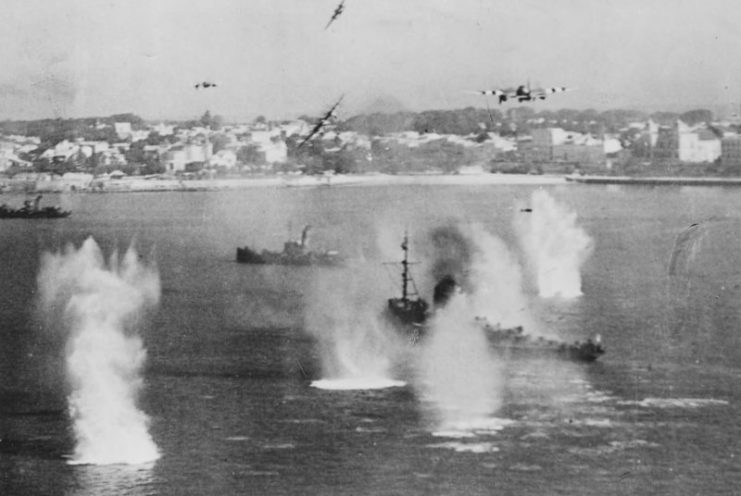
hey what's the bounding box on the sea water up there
[2,183,741,495]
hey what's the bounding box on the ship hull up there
[386,318,604,363]
[0,208,70,219]
[236,246,342,266]
[485,338,605,363]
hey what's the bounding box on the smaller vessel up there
[0,196,70,219]
[236,225,342,266]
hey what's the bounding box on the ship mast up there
[401,233,410,302]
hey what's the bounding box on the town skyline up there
[1,0,740,122]
[1,101,737,181]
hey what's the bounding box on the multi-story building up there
[114,122,133,140]
[652,120,721,163]
[525,128,606,166]
[721,136,741,168]
[551,142,605,164]
[249,130,287,164]
[162,142,213,173]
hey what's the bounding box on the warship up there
[0,196,70,219]
[385,233,605,362]
[236,225,342,266]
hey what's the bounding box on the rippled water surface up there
[2,183,741,495]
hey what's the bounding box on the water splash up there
[305,269,404,390]
[309,316,406,390]
[517,190,592,298]
[37,237,160,465]
[417,292,504,432]
[311,377,405,390]
[466,227,538,332]
[427,441,500,453]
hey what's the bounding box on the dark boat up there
[477,319,605,362]
[386,234,429,342]
[236,225,343,266]
[0,196,70,219]
[384,234,605,362]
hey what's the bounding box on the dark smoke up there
[428,225,475,290]
[433,274,458,308]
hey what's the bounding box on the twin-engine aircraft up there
[297,95,344,149]
[194,81,217,90]
[324,0,346,30]
[470,84,572,104]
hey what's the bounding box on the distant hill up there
[338,106,731,137]
[356,95,408,116]
[0,113,146,146]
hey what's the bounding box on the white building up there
[114,122,133,140]
[152,122,175,136]
[209,149,237,169]
[677,120,721,163]
[249,130,287,163]
[40,140,79,161]
[163,143,213,172]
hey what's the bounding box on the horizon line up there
[0,102,738,125]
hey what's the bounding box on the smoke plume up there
[426,224,537,331]
[428,225,474,290]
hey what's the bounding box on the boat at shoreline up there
[0,196,70,219]
[236,225,343,266]
[385,233,605,362]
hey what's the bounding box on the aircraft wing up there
[469,89,515,97]
[324,1,345,30]
[297,120,326,149]
[297,95,344,149]
[324,15,338,30]
[326,94,344,116]
[530,86,571,99]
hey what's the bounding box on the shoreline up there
[1,173,569,194]
[565,175,741,186]
[8,172,741,193]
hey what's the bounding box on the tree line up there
[339,107,718,137]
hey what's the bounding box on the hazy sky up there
[1,0,740,121]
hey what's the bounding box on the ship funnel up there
[300,225,311,247]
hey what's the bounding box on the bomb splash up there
[417,291,506,434]
[418,227,530,434]
[305,269,405,390]
[37,237,160,465]
[466,227,538,331]
[517,190,592,298]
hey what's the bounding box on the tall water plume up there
[466,226,539,331]
[305,267,404,390]
[427,224,537,331]
[417,291,504,432]
[37,237,160,465]
[517,189,592,298]
[417,226,535,432]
